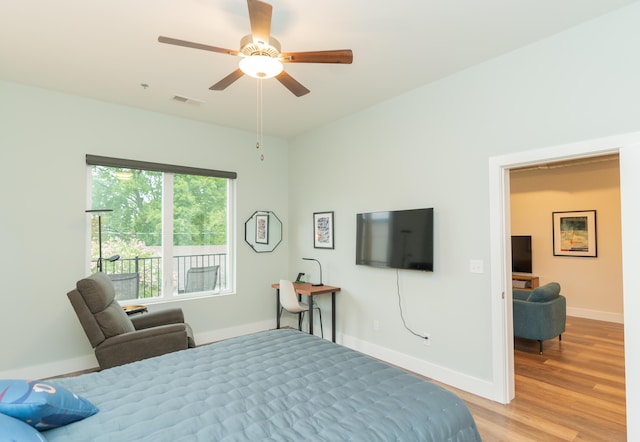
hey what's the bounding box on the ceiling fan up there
[158,0,353,97]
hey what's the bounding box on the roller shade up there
[86,154,237,179]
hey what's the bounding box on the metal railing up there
[100,253,227,298]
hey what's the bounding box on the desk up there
[271,282,341,342]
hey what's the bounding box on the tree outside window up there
[89,165,233,301]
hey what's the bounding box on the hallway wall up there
[510,156,622,322]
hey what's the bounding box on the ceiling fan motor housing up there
[240,34,281,58]
[158,0,351,96]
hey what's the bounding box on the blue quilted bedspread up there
[45,329,481,441]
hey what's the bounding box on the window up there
[86,155,236,302]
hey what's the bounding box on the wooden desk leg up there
[276,289,281,329]
[308,296,314,336]
[332,291,336,343]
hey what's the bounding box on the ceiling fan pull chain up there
[260,79,264,161]
[256,78,260,152]
[256,78,265,161]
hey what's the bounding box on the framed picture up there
[313,211,334,249]
[552,210,597,257]
[255,213,269,244]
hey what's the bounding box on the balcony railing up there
[99,253,227,298]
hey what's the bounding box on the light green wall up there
[0,81,290,375]
[288,2,640,382]
[2,3,640,434]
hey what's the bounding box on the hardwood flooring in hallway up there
[442,317,626,441]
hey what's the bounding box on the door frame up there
[488,131,639,437]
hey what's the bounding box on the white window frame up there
[86,155,237,303]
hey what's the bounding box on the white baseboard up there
[194,320,274,346]
[568,307,624,324]
[0,320,276,381]
[340,333,498,401]
[0,354,99,381]
[334,311,623,403]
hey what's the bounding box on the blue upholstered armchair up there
[513,282,566,354]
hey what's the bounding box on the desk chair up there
[279,279,323,338]
[185,265,219,293]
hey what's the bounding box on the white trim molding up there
[490,131,640,440]
[341,333,495,400]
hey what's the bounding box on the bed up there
[44,329,481,441]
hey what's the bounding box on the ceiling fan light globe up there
[239,55,283,79]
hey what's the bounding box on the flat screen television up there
[511,235,532,273]
[356,208,434,271]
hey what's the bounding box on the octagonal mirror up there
[244,210,282,253]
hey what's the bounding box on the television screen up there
[356,208,434,271]
[511,235,532,273]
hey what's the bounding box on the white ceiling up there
[1,0,637,138]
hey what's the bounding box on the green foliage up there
[102,237,157,262]
[90,167,227,247]
[90,238,160,298]
[89,166,229,300]
[173,174,227,246]
[92,167,163,245]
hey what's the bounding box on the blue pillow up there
[527,282,561,302]
[0,412,47,441]
[0,379,98,430]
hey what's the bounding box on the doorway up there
[488,132,640,411]
[509,154,623,325]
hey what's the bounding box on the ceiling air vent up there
[172,95,204,106]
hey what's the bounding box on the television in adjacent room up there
[356,208,434,271]
[511,235,532,273]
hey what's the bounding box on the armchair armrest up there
[100,324,186,346]
[130,308,185,330]
[512,289,530,301]
[513,295,566,341]
[95,324,190,369]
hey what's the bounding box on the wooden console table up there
[512,274,539,290]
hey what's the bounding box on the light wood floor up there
[440,316,626,441]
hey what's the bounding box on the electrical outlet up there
[423,333,431,346]
[469,259,484,274]
[373,320,380,331]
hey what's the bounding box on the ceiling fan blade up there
[280,50,353,64]
[158,36,240,56]
[247,0,272,45]
[210,69,245,91]
[275,71,310,97]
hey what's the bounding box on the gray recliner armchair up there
[67,272,196,369]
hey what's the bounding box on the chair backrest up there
[185,265,219,293]
[67,272,135,348]
[279,279,303,312]
[108,272,140,300]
